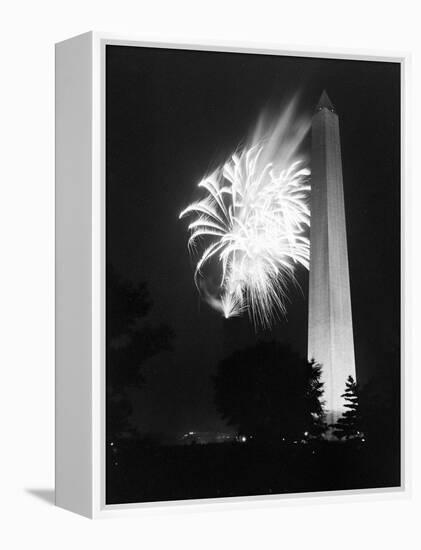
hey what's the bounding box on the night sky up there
[106,45,400,437]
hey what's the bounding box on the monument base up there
[323,410,342,440]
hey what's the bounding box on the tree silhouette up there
[213,341,326,442]
[307,360,327,438]
[332,375,362,440]
[106,264,174,441]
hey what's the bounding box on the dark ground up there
[106,438,400,504]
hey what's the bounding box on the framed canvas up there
[55,32,409,518]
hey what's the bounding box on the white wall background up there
[0,1,419,547]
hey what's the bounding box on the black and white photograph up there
[3,0,421,545]
[105,45,401,505]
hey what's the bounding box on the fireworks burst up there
[180,102,311,328]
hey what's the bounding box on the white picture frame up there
[55,32,409,518]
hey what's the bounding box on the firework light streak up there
[179,99,311,328]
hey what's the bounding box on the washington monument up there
[308,91,356,426]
